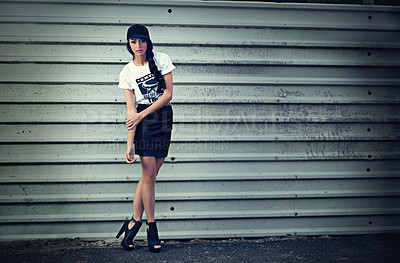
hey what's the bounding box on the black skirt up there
[134,104,173,157]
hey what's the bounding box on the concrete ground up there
[0,234,399,263]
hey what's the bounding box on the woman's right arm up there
[123,89,137,163]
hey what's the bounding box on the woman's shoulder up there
[120,60,134,74]
[153,52,174,72]
[123,60,134,69]
[153,52,171,61]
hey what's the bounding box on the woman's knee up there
[141,171,156,184]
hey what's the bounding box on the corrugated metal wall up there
[0,0,399,241]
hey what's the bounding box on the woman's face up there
[129,38,148,57]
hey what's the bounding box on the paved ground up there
[1,234,399,263]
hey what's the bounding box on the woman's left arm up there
[126,72,173,130]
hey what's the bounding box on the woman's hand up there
[126,112,143,131]
[125,145,136,163]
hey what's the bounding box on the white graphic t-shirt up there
[118,52,175,105]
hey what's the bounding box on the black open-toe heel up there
[116,217,142,251]
[147,221,161,253]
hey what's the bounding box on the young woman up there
[115,24,175,253]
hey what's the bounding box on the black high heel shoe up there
[116,217,142,251]
[147,221,161,253]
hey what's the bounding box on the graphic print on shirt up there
[136,73,162,104]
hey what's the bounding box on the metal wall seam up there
[1,1,400,29]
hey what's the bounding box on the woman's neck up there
[133,55,147,66]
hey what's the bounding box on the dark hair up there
[126,38,166,91]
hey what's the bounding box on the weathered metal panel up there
[1,84,399,104]
[2,44,400,67]
[1,64,400,83]
[0,0,399,241]
[2,23,400,48]
[1,123,400,143]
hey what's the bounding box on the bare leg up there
[129,156,165,223]
[125,170,145,248]
[131,179,144,223]
[147,157,165,250]
[155,157,165,176]
[129,155,165,249]
[139,156,157,223]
